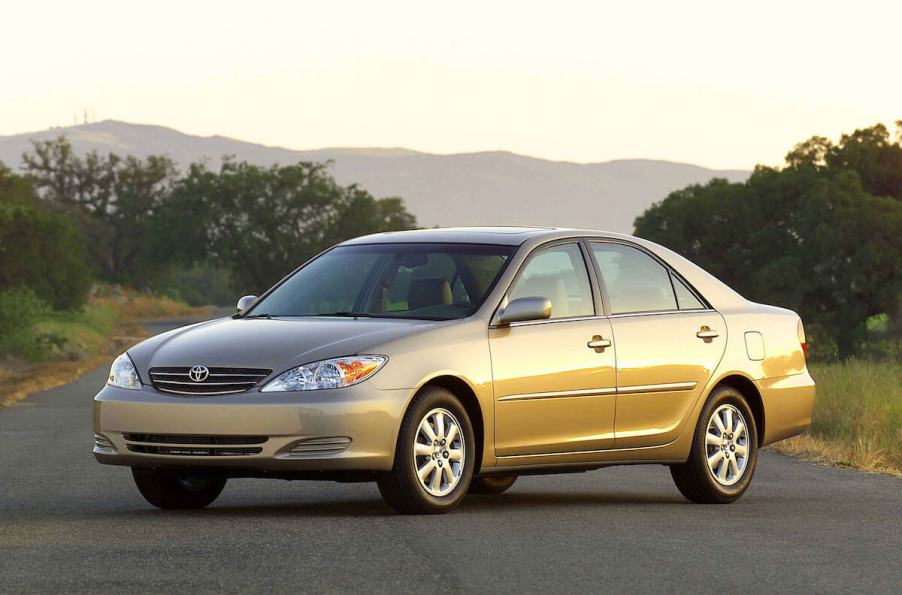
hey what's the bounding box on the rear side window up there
[589,243,678,314]
[671,272,706,310]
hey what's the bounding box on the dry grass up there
[769,359,902,477]
[772,435,902,477]
[0,288,211,407]
[91,288,212,322]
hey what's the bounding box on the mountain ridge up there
[0,120,749,232]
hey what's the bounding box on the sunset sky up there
[3,0,900,169]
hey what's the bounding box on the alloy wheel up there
[413,408,465,496]
[704,403,750,486]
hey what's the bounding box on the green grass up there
[774,359,902,474]
[33,303,118,360]
[1,287,211,406]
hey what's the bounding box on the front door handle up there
[587,335,612,350]
[696,326,719,340]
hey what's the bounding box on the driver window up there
[508,244,594,319]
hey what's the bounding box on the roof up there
[342,226,600,246]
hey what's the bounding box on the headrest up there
[514,275,568,318]
[408,278,452,311]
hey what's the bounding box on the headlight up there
[107,353,142,390]
[261,355,387,392]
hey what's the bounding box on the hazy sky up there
[2,0,900,169]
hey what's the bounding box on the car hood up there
[127,316,442,379]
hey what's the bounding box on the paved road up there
[1,318,900,593]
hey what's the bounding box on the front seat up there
[408,278,452,311]
[512,275,569,318]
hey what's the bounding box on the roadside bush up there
[0,169,93,310]
[0,288,66,361]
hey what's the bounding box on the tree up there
[635,135,902,358]
[0,165,92,310]
[786,122,902,199]
[22,138,178,283]
[174,160,417,293]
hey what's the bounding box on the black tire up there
[377,386,476,514]
[468,475,518,495]
[132,468,226,510]
[670,385,759,504]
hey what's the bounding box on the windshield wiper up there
[242,313,272,319]
[315,311,374,318]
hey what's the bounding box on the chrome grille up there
[148,367,271,395]
[123,433,268,457]
[126,444,263,456]
[123,433,267,445]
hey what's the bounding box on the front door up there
[588,241,726,448]
[490,243,616,456]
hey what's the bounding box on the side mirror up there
[497,297,552,325]
[236,295,258,315]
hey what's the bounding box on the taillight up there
[797,319,808,360]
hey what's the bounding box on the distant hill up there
[0,120,749,232]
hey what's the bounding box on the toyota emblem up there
[188,365,210,382]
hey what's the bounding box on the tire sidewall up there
[693,387,759,500]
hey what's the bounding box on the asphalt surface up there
[1,318,900,593]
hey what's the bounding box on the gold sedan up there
[94,227,815,513]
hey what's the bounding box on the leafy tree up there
[635,124,902,359]
[22,138,178,283]
[786,121,902,199]
[175,160,417,293]
[18,140,418,301]
[0,165,92,310]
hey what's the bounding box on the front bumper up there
[93,382,412,473]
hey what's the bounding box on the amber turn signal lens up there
[336,359,384,384]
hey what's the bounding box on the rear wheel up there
[132,468,226,509]
[670,385,758,504]
[469,475,518,495]
[377,387,475,514]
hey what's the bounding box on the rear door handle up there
[587,336,612,350]
[696,326,719,339]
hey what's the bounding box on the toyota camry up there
[94,227,816,514]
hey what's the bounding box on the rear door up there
[588,241,726,449]
[490,242,617,456]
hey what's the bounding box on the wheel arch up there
[713,374,765,446]
[417,375,486,474]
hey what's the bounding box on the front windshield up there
[247,243,516,321]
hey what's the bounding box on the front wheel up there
[670,385,759,504]
[377,387,475,514]
[132,468,226,509]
